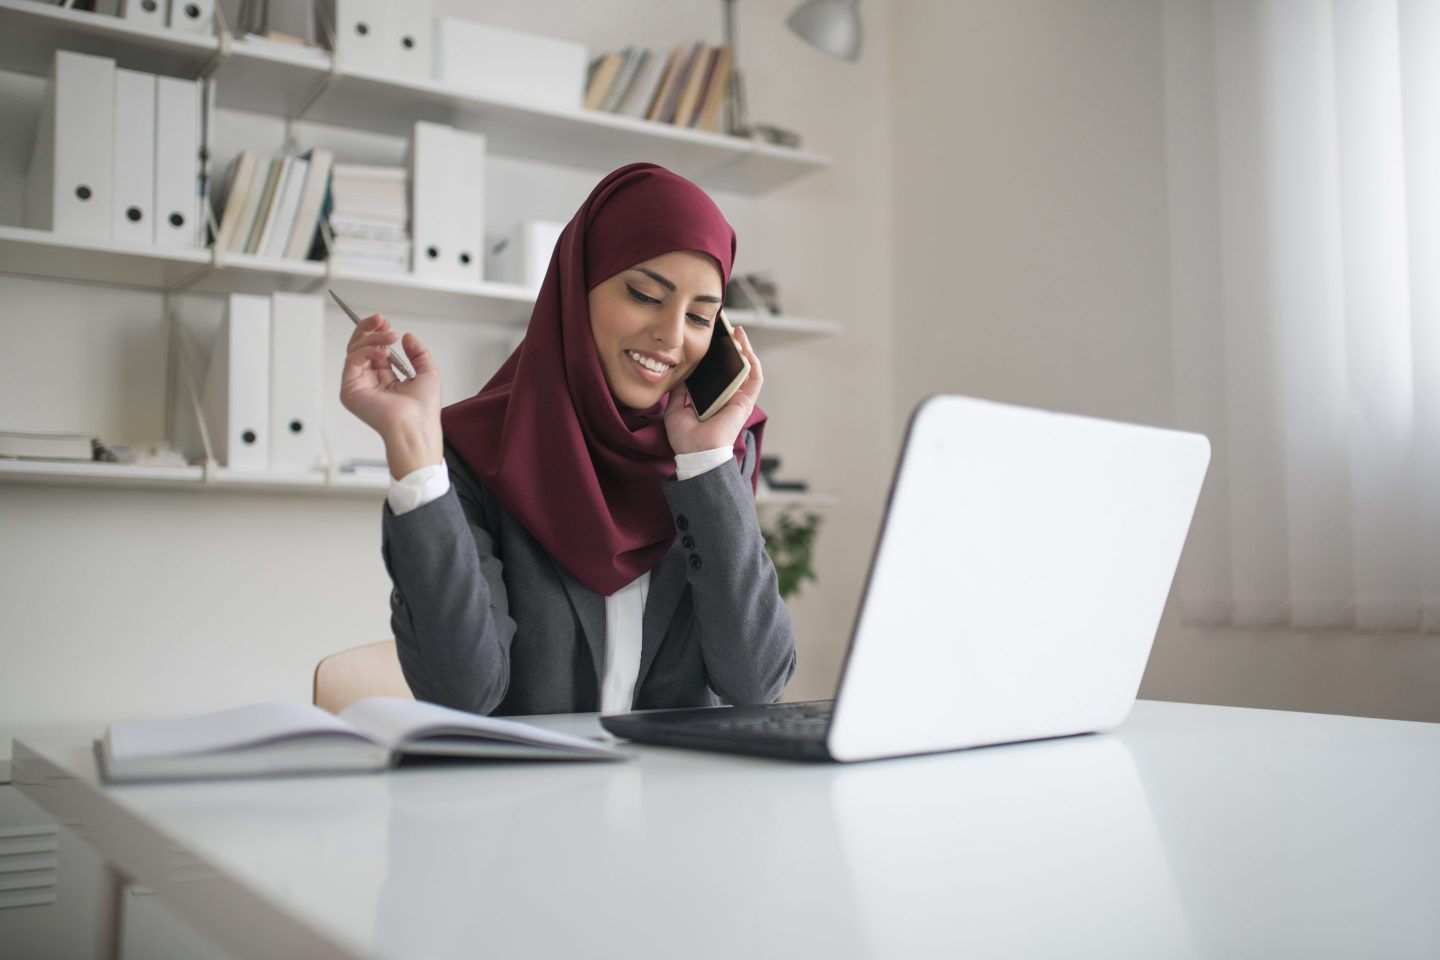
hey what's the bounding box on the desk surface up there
[13,700,1440,959]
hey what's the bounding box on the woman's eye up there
[688,314,713,328]
[627,286,660,305]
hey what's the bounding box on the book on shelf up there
[241,158,280,254]
[283,148,334,259]
[617,49,666,118]
[212,148,335,260]
[583,50,626,111]
[258,155,309,258]
[213,150,259,254]
[671,44,714,128]
[0,430,96,462]
[99,696,629,782]
[599,46,642,113]
[656,42,704,124]
[693,45,733,131]
[582,41,728,131]
[645,47,684,122]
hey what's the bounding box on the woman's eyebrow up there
[633,267,722,304]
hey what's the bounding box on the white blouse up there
[388,445,736,713]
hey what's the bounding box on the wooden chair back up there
[313,640,413,714]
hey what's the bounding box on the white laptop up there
[600,394,1211,762]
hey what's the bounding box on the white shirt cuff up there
[674,446,735,482]
[387,462,450,515]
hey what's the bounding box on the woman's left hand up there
[664,325,763,455]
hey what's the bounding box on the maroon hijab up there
[440,162,766,596]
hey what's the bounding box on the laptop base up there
[601,700,837,761]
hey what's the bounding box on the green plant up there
[762,508,823,600]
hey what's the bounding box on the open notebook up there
[99,697,627,782]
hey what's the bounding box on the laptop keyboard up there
[711,706,833,739]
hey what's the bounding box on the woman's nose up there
[652,307,686,346]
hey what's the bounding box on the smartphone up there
[685,308,751,421]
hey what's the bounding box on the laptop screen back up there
[827,395,1210,762]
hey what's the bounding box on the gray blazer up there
[380,430,796,716]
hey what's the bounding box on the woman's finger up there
[735,327,763,401]
[352,329,398,352]
[345,313,390,350]
[399,332,439,378]
[368,346,399,386]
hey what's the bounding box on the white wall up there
[0,0,896,743]
[887,0,1440,724]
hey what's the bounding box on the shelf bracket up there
[168,311,219,486]
[195,1,235,81]
[287,13,344,127]
[320,427,339,488]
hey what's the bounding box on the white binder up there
[489,220,564,291]
[433,18,587,111]
[168,0,214,35]
[268,293,326,472]
[119,0,167,31]
[203,295,271,471]
[409,121,455,281]
[452,129,485,282]
[322,0,385,71]
[111,68,156,245]
[25,51,115,240]
[153,75,202,248]
[381,0,432,81]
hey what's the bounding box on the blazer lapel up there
[549,556,606,685]
[637,540,687,689]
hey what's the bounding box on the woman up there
[340,162,796,717]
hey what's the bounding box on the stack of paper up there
[0,431,96,462]
[322,163,411,274]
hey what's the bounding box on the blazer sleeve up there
[380,447,517,715]
[661,429,797,704]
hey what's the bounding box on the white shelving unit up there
[0,0,842,504]
[0,0,832,193]
[0,458,389,496]
[0,224,841,336]
[0,457,837,503]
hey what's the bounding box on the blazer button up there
[676,514,690,531]
[682,535,695,549]
[689,554,703,570]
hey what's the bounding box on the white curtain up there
[1164,0,1440,631]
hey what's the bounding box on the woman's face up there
[588,249,723,410]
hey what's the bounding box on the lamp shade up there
[786,0,862,61]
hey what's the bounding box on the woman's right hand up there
[339,313,444,479]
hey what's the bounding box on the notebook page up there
[107,701,371,761]
[340,697,622,755]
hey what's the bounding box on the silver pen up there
[329,288,417,381]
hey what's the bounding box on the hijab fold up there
[441,163,766,596]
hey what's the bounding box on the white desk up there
[11,700,1440,959]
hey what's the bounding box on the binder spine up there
[112,69,157,245]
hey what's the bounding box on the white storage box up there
[433,19,587,111]
[488,220,565,291]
